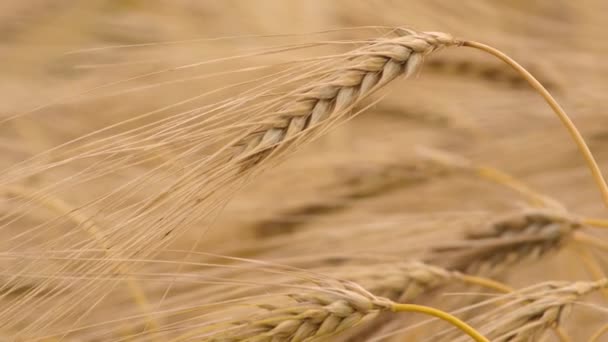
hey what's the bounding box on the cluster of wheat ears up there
[3,23,608,341]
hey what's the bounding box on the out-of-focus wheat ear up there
[252,158,451,237]
[342,261,511,302]
[1,185,159,331]
[452,279,608,342]
[463,40,608,209]
[429,209,582,276]
[417,148,608,300]
[231,30,461,170]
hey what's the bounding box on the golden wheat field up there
[3,1,608,341]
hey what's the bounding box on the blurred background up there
[1,1,608,340]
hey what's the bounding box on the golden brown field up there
[2,1,608,341]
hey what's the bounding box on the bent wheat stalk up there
[461,40,608,208]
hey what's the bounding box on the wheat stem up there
[417,146,564,210]
[555,327,572,342]
[458,274,514,294]
[583,218,608,228]
[463,40,608,209]
[391,303,489,342]
[573,244,608,301]
[575,232,608,251]
[476,166,559,208]
[589,323,608,342]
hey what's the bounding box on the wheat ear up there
[253,159,449,237]
[430,209,581,275]
[182,279,487,342]
[234,35,608,206]
[232,29,460,168]
[453,279,608,342]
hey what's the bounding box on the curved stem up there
[476,166,563,209]
[555,327,572,342]
[463,40,608,209]
[417,146,564,210]
[391,303,489,342]
[575,232,608,251]
[573,243,608,301]
[459,274,513,294]
[590,323,608,342]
